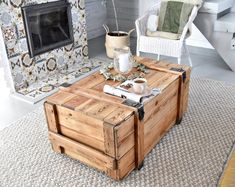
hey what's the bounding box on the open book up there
[103,80,161,103]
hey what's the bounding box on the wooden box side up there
[144,79,180,156]
[49,132,117,173]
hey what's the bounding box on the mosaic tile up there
[27,90,43,98]
[57,55,66,68]
[46,57,57,72]
[5,40,20,58]
[0,0,9,5]
[82,45,89,58]
[65,51,76,67]
[9,56,21,71]
[18,38,28,53]
[21,53,35,68]
[0,7,13,26]
[16,23,25,39]
[35,62,47,80]
[10,0,24,8]
[74,47,82,62]
[22,66,38,85]
[78,0,85,10]
[64,43,73,52]
[39,84,54,93]
[2,25,16,41]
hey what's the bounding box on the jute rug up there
[0,78,235,187]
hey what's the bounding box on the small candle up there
[119,53,129,73]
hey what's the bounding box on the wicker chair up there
[135,1,200,66]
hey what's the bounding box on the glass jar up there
[113,47,133,75]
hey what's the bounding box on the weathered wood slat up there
[103,123,116,157]
[49,132,116,170]
[116,133,135,159]
[104,108,134,125]
[60,125,105,152]
[47,91,76,105]
[56,106,104,141]
[44,102,59,133]
[144,107,178,155]
[62,96,89,110]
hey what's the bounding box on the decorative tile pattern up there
[5,40,20,58]
[18,38,28,53]
[35,62,47,80]
[0,0,89,95]
[10,0,24,8]
[46,58,57,72]
[21,53,35,68]
[78,0,85,10]
[0,7,13,26]
[2,25,16,41]
[9,56,21,71]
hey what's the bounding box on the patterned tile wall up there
[0,0,88,91]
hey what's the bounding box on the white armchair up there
[135,1,200,66]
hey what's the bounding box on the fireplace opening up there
[22,0,74,57]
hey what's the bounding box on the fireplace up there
[22,0,74,57]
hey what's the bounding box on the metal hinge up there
[170,67,186,83]
[122,99,145,121]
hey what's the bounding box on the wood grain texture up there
[49,132,116,170]
[44,102,59,133]
[219,150,235,187]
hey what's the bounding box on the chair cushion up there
[147,15,158,32]
[157,0,201,37]
[146,30,181,40]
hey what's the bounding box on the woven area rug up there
[0,78,235,187]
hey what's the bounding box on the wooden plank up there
[47,91,76,105]
[134,114,144,168]
[44,102,59,133]
[72,72,105,88]
[62,96,89,110]
[84,102,118,120]
[150,74,179,91]
[49,132,116,170]
[144,91,178,137]
[103,123,116,157]
[60,125,105,152]
[104,107,134,125]
[107,147,135,180]
[56,106,104,141]
[74,99,98,112]
[50,141,62,153]
[134,56,191,75]
[143,79,179,122]
[115,115,135,143]
[116,133,135,159]
[144,106,177,155]
[220,150,235,187]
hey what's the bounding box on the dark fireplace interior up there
[22,0,74,57]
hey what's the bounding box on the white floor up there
[0,36,235,130]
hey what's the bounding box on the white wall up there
[231,0,235,12]
[85,0,107,40]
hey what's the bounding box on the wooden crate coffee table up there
[44,56,191,180]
